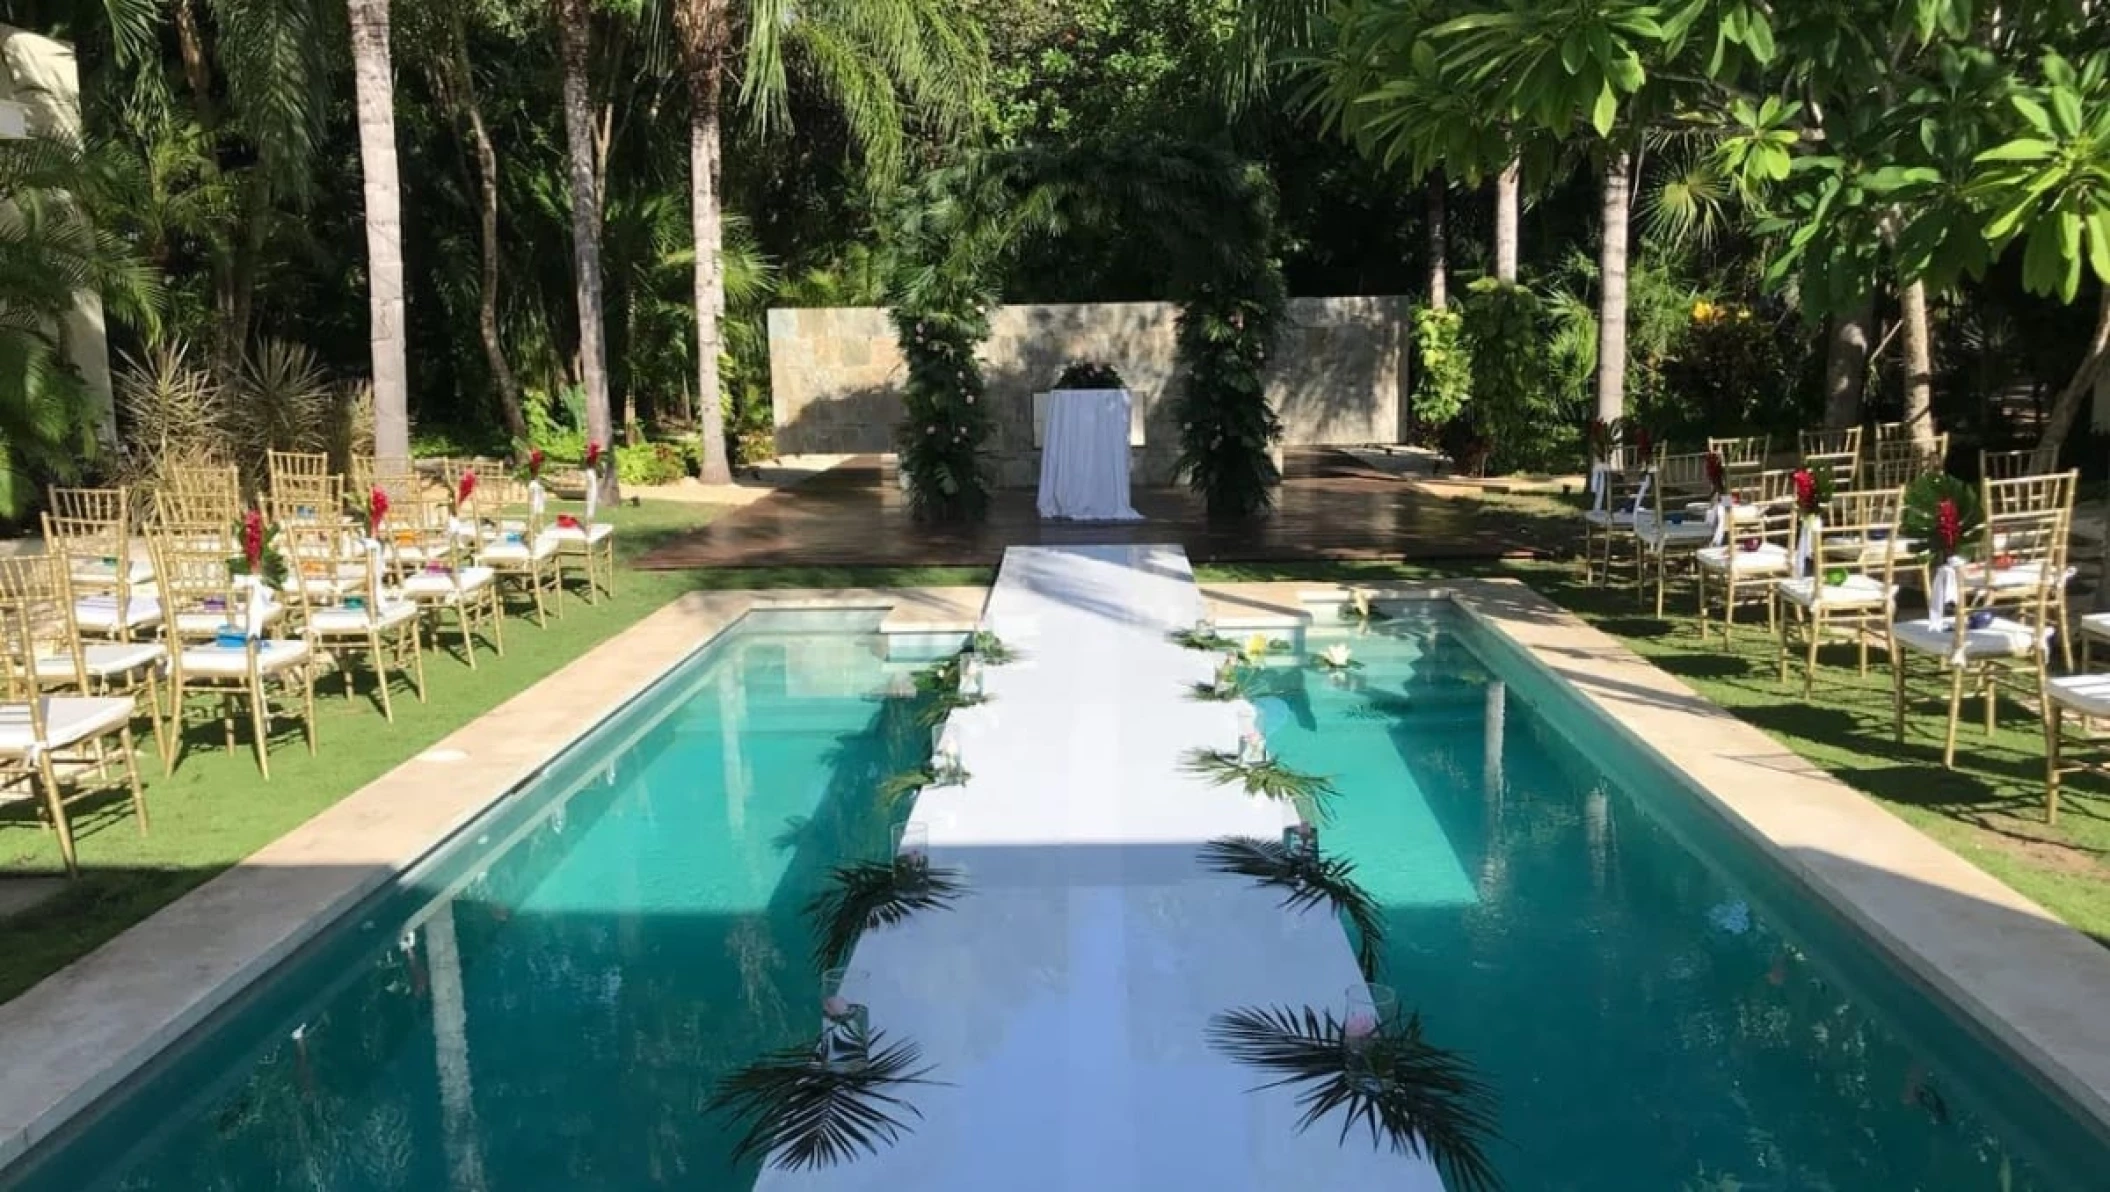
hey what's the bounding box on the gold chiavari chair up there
[1774,488,1906,697]
[471,475,564,626]
[1633,450,1719,616]
[27,542,170,762]
[1980,447,2055,482]
[1694,468,1798,644]
[1866,433,1949,489]
[1887,491,2066,768]
[1799,427,1862,483]
[1707,435,1769,470]
[46,511,161,642]
[164,463,241,507]
[1975,470,2079,672]
[150,535,317,778]
[0,555,149,873]
[278,522,425,722]
[47,486,128,525]
[389,493,504,667]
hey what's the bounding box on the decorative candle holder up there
[1238,728,1268,766]
[1283,823,1318,860]
[1343,982,1399,1093]
[894,821,930,875]
[959,655,985,699]
[931,723,964,782]
[818,966,871,1073]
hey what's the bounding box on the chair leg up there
[301,664,319,755]
[371,631,395,723]
[35,752,78,876]
[409,621,428,701]
[119,724,148,832]
[1805,614,1821,700]
[1984,671,1997,736]
[602,540,616,598]
[2045,703,2063,824]
[1943,666,1967,768]
[143,667,169,764]
[1891,642,1908,744]
[247,678,272,780]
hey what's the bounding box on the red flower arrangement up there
[1705,451,1726,496]
[242,508,264,571]
[455,469,478,512]
[1632,426,1652,461]
[1936,498,1962,556]
[527,448,545,481]
[584,441,603,474]
[368,486,389,536]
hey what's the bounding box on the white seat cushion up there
[1970,561,2077,592]
[401,566,496,602]
[1633,515,1714,547]
[545,521,615,545]
[70,558,155,586]
[33,642,167,681]
[178,638,313,678]
[173,602,284,638]
[0,697,134,755]
[1695,543,1791,574]
[1892,615,2048,661]
[2048,673,2110,717]
[2079,612,2110,642]
[307,600,418,635]
[1778,574,1894,610]
[1685,501,1766,526]
[73,595,162,632]
[479,535,558,564]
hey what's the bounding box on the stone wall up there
[767,297,1409,486]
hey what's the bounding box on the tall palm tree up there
[556,0,617,503]
[347,0,412,461]
[668,0,984,486]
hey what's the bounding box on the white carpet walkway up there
[759,544,1443,1191]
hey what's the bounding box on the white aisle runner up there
[757,545,1444,1191]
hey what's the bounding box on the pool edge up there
[0,584,989,1173]
[1201,575,2110,1141]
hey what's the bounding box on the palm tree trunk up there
[1595,150,1633,422]
[348,0,412,462]
[1494,159,1520,283]
[689,70,734,484]
[2030,285,2110,472]
[1898,277,1935,448]
[444,27,527,444]
[1823,297,1873,427]
[172,0,214,120]
[425,907,488,1192]
[558,0,618,503]
[1425,172,1448,311]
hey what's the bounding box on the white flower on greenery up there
[926,425,936,434]
[1321,643,1353,669]
[965,394,976,404]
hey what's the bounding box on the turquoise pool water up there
[8,613,919,1192]
[10,605,2109,1190]
[1267,608,2106,1190]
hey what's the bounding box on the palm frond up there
[1169,626,1238,651]
[1199,837,1386,979]
[805,858,967,970]
[1181,749,1338,819]
[709,1031,941,1170]
[915,690,986,727]
[1189,680,1244,702]
[1206,1005,1502,1191]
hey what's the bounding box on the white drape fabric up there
[584,468,599,521]
[1037,389,1142,521]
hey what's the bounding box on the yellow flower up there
[1691,299,1716,323]
[1243,633,1271,662]
[1736,307,1752,321]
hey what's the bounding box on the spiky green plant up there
[1199,836,1385,980]
[915,690,987,728]
[1206,1005,1501,1191]
[709,1031,941,1171]
[806,858,968,970]
[1181,748,1338,818]
[969,630,1014,664]
[1188,680,1245,702]
[1170,625,1238,651]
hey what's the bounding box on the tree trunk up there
[688,70,734,484]
[558,0,618,504]
[348,0,412,462]
[1823,297,1874,427]
[1898,276,1936,448]
[1493,159,1520,283]
[447,29,527,443]
[1594,150,1633,422]
[2031,285,2110,472]
[172,0,214,119]
[1425,172,1448,311]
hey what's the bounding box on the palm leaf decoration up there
[1188,679,1245,702]
[1170,625,1237,651]
[1199,836,1385,980]
[915,689,987,727]
[1206,1005,1502,1191]
[969,630,1015,664]
[911,656,961,697]
[877,762,967,806]
[1181,748,1338,819]
[807,858,968,969]
[709,1032,941,1171]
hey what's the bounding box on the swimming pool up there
[1270,606,2106,1189]
[6,596,2107,1190]
[5,612,922,1191]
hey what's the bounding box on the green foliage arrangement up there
[1199,836,1386,980]
[1459,281,1567,474]
[806,858,968,969]
[1901,473,1986,560]
[708,1032,940,1171]
[615,441,687,487]
[1410,305,1472,429]
[891,294,995,522]
[1172,253,1289,520]
[968,630,1014,664]
[1054,361,1126,389]
[1205,1006,1501,1190]
[1169,625,1238,651]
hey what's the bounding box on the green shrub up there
[1410,305,1472,431]
[616,441,685,486]
[1460,280,1571,474]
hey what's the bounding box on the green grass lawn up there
[1202,488,2110,947]
[0,498,988,1003]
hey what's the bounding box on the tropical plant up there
[967,629,1014,664]
[1199,835,1385,979]
[1206,1004,1501,1190]
[708,1031,940,1170]
[1181,747,1338,817]
[805,858,968,969]
[1409,303,1470,430]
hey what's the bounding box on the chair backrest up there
[1817,488,1907,581]
[1982,470,2077,552]
[163,463,240,504]
[153,486,238,534]
[43,511,144,610]
[1729,468,1799,548]
[267,475,346,528]
[0,555,84,696]
[278,522,383,622]
[385,494,477,591]
[1650,450,1714,501]
[1707,435,1768,467]
[1799,427,1861,478]
[1980,448,2052,482]
[150,532,248,639]
[46,486,127,526]
[1866,434,1948,489]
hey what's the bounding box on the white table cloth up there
[1036,389,1142,521]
